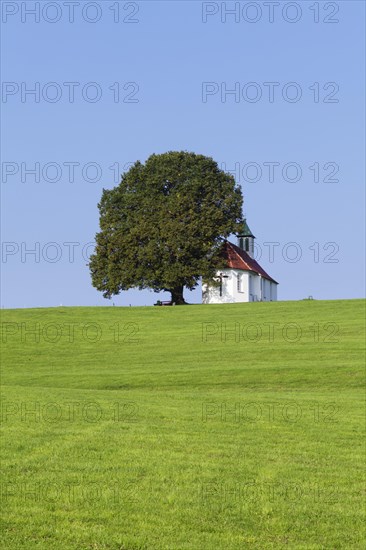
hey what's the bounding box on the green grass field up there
[1,299,365,549]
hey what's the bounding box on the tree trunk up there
[170,285,186,305]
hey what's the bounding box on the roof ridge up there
[224,240,278,284]
[225,241,253,273]
[229,241,248,265]
[230,242,258,276]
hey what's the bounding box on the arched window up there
[245,238,249,252]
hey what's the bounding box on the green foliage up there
[1,300,365,549]
[89,151,243,303]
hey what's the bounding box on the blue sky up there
[1,0,365,308]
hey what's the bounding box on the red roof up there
[222,241,278,284]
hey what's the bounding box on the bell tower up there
[237,219,255,258]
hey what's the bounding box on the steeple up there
[237,218,255,258]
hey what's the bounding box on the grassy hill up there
[1,299,365,549]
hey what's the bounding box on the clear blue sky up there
[1,1,365,308]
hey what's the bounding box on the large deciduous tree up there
[89,151,243,304]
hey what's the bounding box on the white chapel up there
[202,220,278,304]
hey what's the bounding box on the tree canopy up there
[89,151,243,304]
